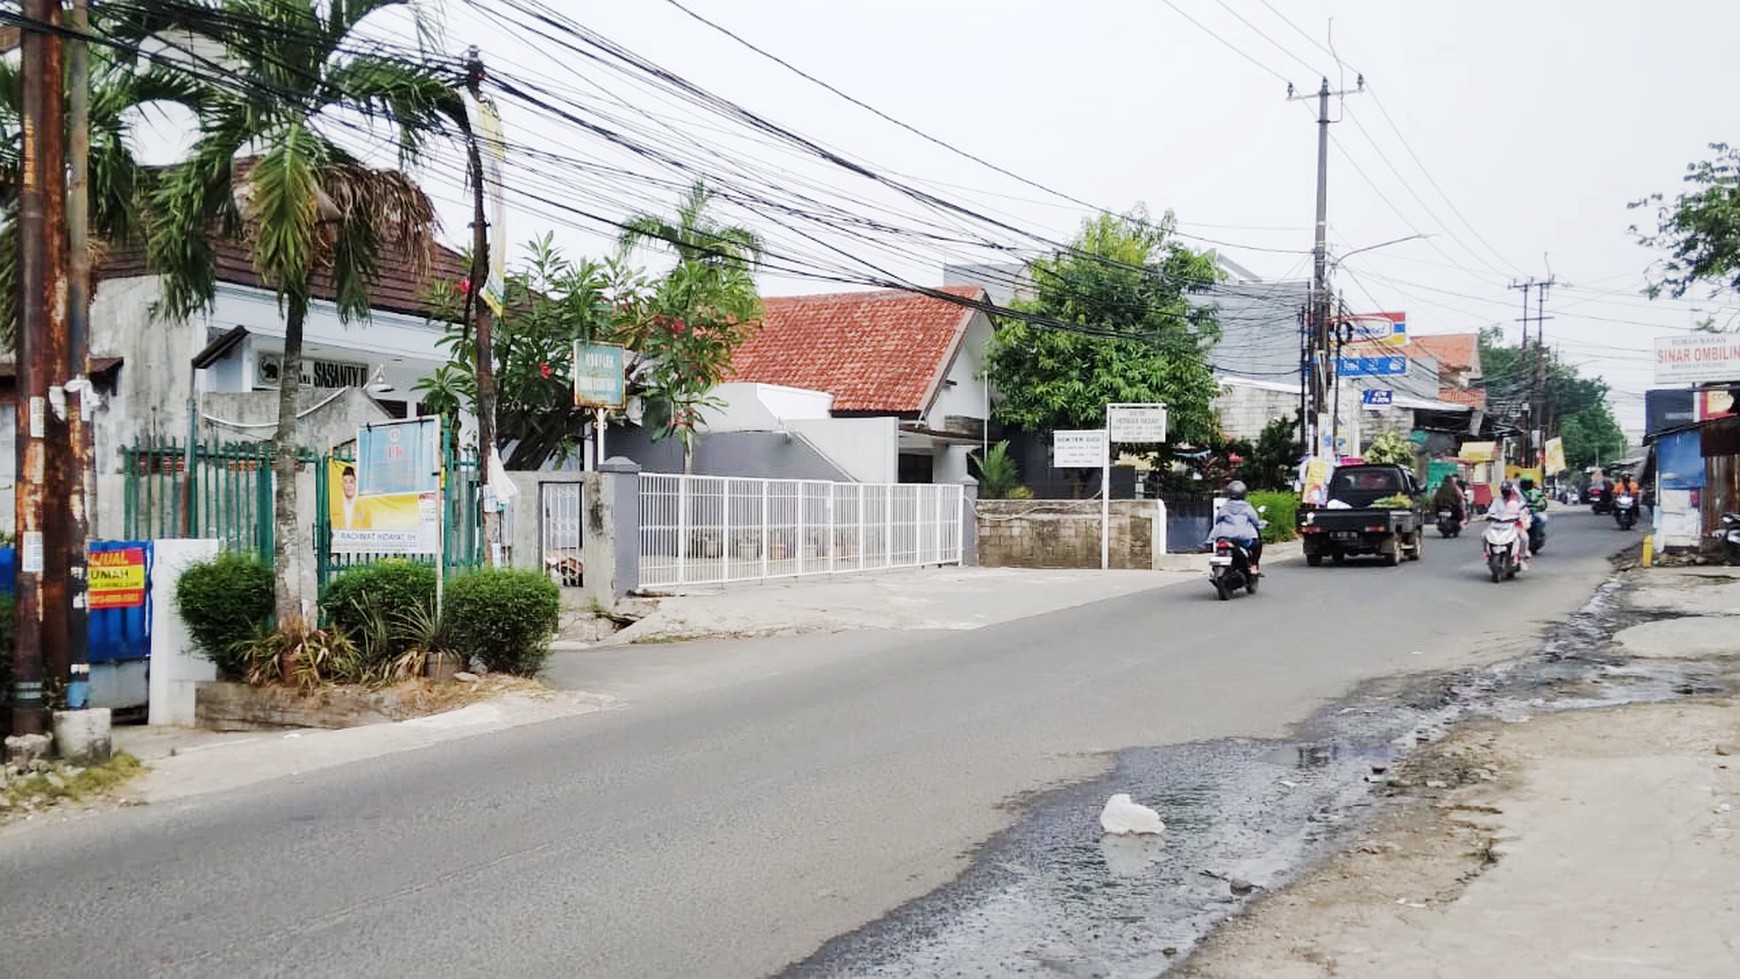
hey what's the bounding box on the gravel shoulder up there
[1180,694,1740,978]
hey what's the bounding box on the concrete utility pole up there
[65,0,93,709]
[1288,76,1363,457]
[1509,276,1555,467]
[464,47,501,567]
[13,0,68,737]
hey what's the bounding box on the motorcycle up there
[1713,512,1740,566]
[1207,504,1266,600]
[1527,507,1548,554]
[1482,513,1526,583]
[1208,537,1258,600]
[1436,507,1462,538]
[1614,492,1639,530]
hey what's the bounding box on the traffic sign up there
[1106,403,1167,443]
[1336,356,1408,377]
[1361,389,1393,408]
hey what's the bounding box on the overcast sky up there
[144,0,1739,429]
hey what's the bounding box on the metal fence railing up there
[541,482,585,587]
[638,474,963,588]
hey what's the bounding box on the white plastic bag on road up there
[1100,793,1165,835]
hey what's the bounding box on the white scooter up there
[1481,512,1526,583]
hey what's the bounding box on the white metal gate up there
[541,482,584,587]
[638,474,963,588]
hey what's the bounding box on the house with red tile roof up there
[1409,332,1486,409]
[718,286,995,483]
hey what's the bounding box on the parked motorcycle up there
[1714,512,1740,565]
[1613,493,1639,531]
[1482,513,1525,583]
[1208,537,1258,600]
[1436,507,1462,538]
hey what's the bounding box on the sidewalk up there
[1181,563,1740,977]
[578,564,1202,645]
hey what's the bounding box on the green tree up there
[984,207,1222,447]
[0,22,199,349]
[1631,143,1740,303]
[1238,413,1303,490]
[149,0,451,625]
[620,182,764,471]
[1479,329,1626,471]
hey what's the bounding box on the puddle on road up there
[786,575,1735,978]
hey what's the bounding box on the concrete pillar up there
[52,708,112,765]
[581,457,641,609]
[959,475,979,567]
[148,538,221,727]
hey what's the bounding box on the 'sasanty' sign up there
[1655,334,1740,384]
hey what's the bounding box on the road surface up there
[0,508,1628,977]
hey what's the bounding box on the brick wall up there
[975,500,1162,569]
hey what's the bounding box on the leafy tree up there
[1479,330,1626,471]
[1630,143,1740,303]
[620,182,764,471]
[1237,413,1303,491]
[0,21,199,349]
[984,207,1222,448]
[149,0,452,625]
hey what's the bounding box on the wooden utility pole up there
[12,0,68,737]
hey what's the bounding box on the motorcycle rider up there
[1433,474,1467,525]
[1487,480,1534,570]
[1519,476,1549,544]
[1205,480,1266,575]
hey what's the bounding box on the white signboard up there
[1053,429,1107,468]
[1106,403,1168,443]
[1655,333,1740,384]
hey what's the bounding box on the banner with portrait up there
[330,417,442,555]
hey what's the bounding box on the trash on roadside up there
[1100,793,1165,835]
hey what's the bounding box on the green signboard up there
[573,342,626,409]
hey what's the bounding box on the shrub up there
[1250,491,1299,544]
[321,560,438,666]
[174,551,274,678]
[442,568,561,676]
[971,440,1022,500]
[237,622,369,688]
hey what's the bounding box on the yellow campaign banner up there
[88,546,147,609]
[1543,437,1567,475]
[1505,464,1544,486]
[1301,457,1333,506]
[329,459,440,555]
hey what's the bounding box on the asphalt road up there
[0,508,1631,978]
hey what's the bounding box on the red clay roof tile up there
[727,286,983,414]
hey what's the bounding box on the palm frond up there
[323,164,436,320]
[243,124,328,302]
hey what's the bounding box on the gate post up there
[959,476,978,566]
[581,457,641,609]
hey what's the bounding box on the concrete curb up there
[1155,538,1305,572]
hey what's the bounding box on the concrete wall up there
[1214,380,1299,441]
[975,499,1164,570]
[149,538,222,727]
[787,417,898,482]
[609,426,856,481]
[199,388,393,452]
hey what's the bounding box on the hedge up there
[442,569,562,676]
[1250,491,1299,543]
[320,560,439,665]
[173,551,274,678]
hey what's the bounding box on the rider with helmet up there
[1205,480,1266,575]
[1487,479,1535,569]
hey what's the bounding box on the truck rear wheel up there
[1305,550,1323,567]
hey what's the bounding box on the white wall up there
[786,416,899,482]
[922,310,993,434]
[148,538,222,727]
[703,382,835,432]
[1214,380,1299,441]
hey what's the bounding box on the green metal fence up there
[312,437,483,591]
[122,437,294,555]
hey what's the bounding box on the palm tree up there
[148,0,452,625]
[619,182,763,471]
[0,34,199,349]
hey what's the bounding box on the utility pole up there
[1533,279,1554,468]
[1508,276,1554,468]
[13,0,68,738]
[1288,76,1363,458]
[65,0,93,710]
[463,47,501,567]
[1509,278,1533,467]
